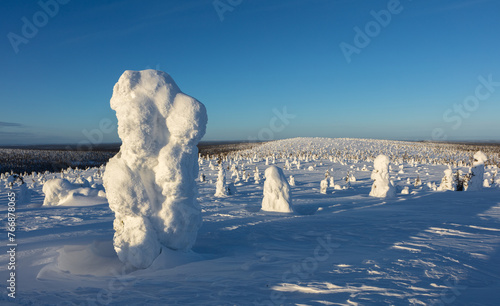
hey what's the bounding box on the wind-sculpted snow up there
[103,70,207,269]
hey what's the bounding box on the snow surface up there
[1,137,500,305]
[103,70,207,269]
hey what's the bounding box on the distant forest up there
[0,141,261,175]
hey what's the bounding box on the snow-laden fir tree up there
[215,165,229,197]
[369,155,395,198]
[254,167,260,184]
[289,175,295,186]
[262,166,293,213]
[320,178,328,194]
[103,70,207,269]
[414,175,422,187]
[329,176,335,187]
[468,151,488,191]
[438,168,456,191]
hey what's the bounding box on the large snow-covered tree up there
[103,70,207,269]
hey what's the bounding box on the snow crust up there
[103,70,207,269]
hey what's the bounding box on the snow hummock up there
[103,70,207,269]
[42,178,106,207]
[261,166,293,213]
[369,155,395,198]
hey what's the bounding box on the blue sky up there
[1,0,499,145]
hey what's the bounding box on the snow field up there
[1,137,500,304]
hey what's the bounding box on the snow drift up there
[103,70,207,269]
[42,178,106,207]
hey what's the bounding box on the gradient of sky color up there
[1,0,499,145]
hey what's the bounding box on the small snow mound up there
[42,178,106,207]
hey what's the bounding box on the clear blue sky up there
[1,0,499,145]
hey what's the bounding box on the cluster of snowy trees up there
[227,138,500,169]
[0,148,114,174]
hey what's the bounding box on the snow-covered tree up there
[289,175,295,186]
[254,167,261,184]
[262,166,293,213]
[215,165,229,197]
[369,155,395,198]
[285,159,291,170]
[455,170,465,191]
[414,175,422,187]
[468,151,488,191]
[103,70,207,269]
[320,179,328,194]
[438,168,456,191]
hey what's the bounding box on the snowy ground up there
[1,138,500,305]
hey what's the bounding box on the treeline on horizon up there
[0,142,261,175]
